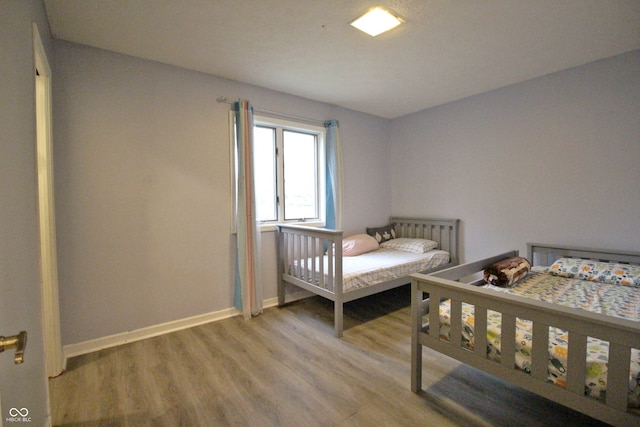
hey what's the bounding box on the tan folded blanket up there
[484,256,531,287]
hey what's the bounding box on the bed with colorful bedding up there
[410,243,640,427]
[277,217,460,337]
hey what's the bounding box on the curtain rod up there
[216,96,328,127]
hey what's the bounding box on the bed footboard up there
[410,249,640,427]
[277,224,345,335]
[276,224,343,302]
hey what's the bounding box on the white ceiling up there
[44,0,640,119]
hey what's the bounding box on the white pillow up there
[341,234,380,256]
[380,238,438,253]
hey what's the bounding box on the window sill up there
[259,221,324,232]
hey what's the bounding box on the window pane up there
[283,130,317,220]
[253,126,277,222]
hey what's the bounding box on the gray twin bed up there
[276,217,460,337]
[411,243,640,426]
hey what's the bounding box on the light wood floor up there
[50,286,610,426]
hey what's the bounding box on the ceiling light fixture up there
[350,7,403,37]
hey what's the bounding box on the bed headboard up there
[392,217,460,265]
[527,243,640,266]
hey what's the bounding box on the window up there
[231,113,326,228]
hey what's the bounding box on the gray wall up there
[0,0,51,424]
[53,38,640,348]
[52,41,392,345]
[390,50,640,262]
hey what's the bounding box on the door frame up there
[33,23,64,377]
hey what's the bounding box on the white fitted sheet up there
[293,248,450,293]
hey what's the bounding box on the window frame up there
[230,112,326,232]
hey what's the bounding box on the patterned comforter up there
[438,271,640,405]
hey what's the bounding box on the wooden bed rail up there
[410,250,640,427]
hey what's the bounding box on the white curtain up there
[233,100,262,318]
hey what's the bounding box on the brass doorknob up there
[0,331,27,364]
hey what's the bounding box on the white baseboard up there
[63,306,239,361]
[264,290,314,306]
[262,296,279,309]
[282,289,315,303]
[63,293,311,363]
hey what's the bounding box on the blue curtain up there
[233,100,262,318]
[325,120,343,230]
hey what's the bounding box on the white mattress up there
[294,248,450,293]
